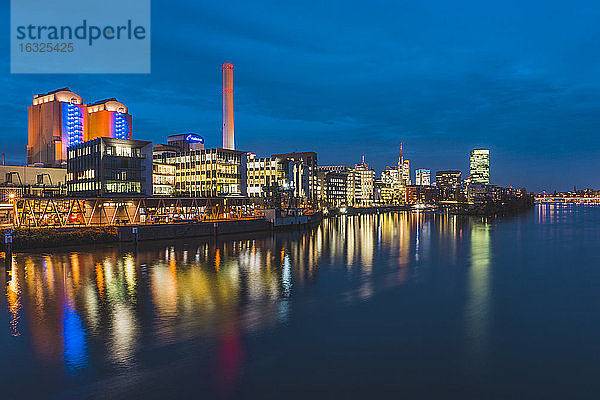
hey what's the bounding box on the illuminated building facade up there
[317,165,355,206]
[86,98,132,141]
[435,170,462,188]
[397,144,411,185]
[28,88,85,167]
[167,133,205,152]
[470,149,490,184]
[67,137,152,197]
[381,167,404,204]
[374,178,394,205]
[415,169,431,186]
[152,143,181,162]
[222,63,235,150]
[316,166,349,208]
[28,88,133,167]
[354,157,375,207]
[468,182,501,202]
[272,152,318,201]
[402,159,411,185]
[247,155,286,197]
[405,185,440,204]
[247,154,311,201]
[152,163,176,196]
[166,148,247,197]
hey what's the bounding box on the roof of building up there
[34,87,72,98]
[87,98,119,106]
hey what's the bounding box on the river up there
[1,205,600,399]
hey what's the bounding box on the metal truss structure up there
[8,197,259,228]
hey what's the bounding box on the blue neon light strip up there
[63,103,84,147]
[113,113,129,140]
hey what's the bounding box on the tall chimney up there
[222,63,235,150]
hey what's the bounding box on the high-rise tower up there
[398,143,403,170]
[470,149,490,184]
[222,63,235,150]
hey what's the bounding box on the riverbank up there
[326,205,411,217]
[444,195,536,216]
[1,200,533,250]
[2,216,322,251]
[5,227,119,250]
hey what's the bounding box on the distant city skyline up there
[1,1,599,191]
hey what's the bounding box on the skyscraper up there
[415,169,431,186]
[470,149,490,184]
[222,63,235,150]
[402,159,411,185]
[398,143,411,185]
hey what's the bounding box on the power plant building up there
[28,88,86,167]
[28,88,133,167]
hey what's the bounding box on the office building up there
[415,169,431,186]
[397,143,411,185]
[247,154,309,201]
[317,165,355,207]
[402,159,411,185]
[405,185,440,204]
[353,157,375,207]
[166,148,247,197]
[152,143,181,163]
[381,166,404,204]
[435,170,462,188]
[374,178,394,205]
[153,163,176,196]
[470,149,490,184]
[67,137,152,197]
[316,166,349,208]
[272,152,318,200]
[167,133,205,152]
[468,183,501,202]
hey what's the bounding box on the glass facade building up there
[470,149,490,184]
[67,137,152,197]
[415,169,431,186]
[435,170,462,188]
[166,148,247,197]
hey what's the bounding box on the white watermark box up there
[11,0,151,74]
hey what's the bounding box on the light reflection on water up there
[1,211,547,397]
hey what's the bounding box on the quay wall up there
[118,219,271,242]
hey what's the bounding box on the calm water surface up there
[2,205,600,399]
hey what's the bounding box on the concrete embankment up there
[117,219,271,242]
[327,205,411,217]
[443,196,536,216]
[2,217,320,250]
[3,227,119,250]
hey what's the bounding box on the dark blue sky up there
[2,0,599,191]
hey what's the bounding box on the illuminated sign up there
[185,134,204,143]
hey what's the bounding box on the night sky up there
[1,0,599,191]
